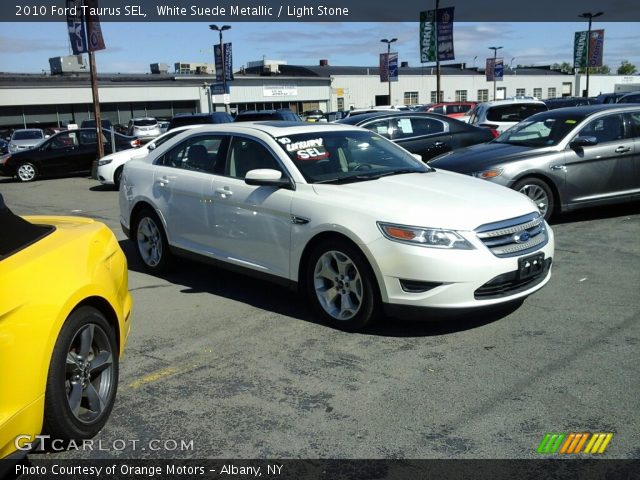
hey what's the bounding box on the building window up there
[533,88,542,99]
[547,87,556,99]
[516,88,526,97]
[337,97,344,111]
[430,91,443,103]
[404,91,419,105]
[477,89,489,102]
[455,90,468,102]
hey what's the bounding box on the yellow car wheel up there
[44,306,119,441]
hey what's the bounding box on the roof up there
[337,111,451,125]
[539,104,640,116]
[185,121,363,137]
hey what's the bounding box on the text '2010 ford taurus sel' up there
[119,122,554,330]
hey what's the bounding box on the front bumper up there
[366,225,554,310]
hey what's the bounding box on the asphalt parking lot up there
[2,175,639,460]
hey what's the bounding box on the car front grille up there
[475,212,548,258]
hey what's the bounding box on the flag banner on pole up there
[66,0,87,54]
[437,7,455,61]
[388,52,399,82]
[85,0,106,51]
[379,53,389,82]
[588,29,604,67]
[214,44,223,82]
[573,30,588,68]
[224,42,234,81]
[486,58,495,81]
[495,58,504,81]
[419,10,436,63]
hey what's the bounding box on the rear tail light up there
[132,139,141,148]
[480,124,501,138]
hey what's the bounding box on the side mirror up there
[147,142,156,151]
[570,136,598,149]
[245,169,292,188]
[412,153,424,162]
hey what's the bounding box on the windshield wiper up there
[365,169,429,179]
[314,169,427,184]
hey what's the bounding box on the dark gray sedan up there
[429,105,640,220]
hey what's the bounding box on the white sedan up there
[119,122,554,330]
[97,125,200,188]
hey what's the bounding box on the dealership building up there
[1,57,639,132]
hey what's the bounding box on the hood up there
[312,170,538,231]
[429,142,552,173]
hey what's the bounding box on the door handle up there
[615,146,631,153]
[550,165,567,171]
[215,186,233,198]
[433,141,445,147]
[156,175,174,186]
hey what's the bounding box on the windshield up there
[275,130,430,184]
[494,114,585,147]
[133,119,158,126]
[13,130,43,140]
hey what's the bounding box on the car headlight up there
[98,159,113,166]
[378,222,474,250]
[9,145,17,152]
[472,168,503,179]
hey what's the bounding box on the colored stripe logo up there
[537,433,613,454]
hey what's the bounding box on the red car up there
[424,102,477,118]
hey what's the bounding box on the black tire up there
[113,166,123,190]
[512,177,555,221]
[16,162,37,182]
[306,239,380,331]
[44,306,119,441]
[132,207,174,273]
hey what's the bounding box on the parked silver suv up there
[127,117,161,142]
[467,99,548,135]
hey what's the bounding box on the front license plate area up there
[518,253,545,280]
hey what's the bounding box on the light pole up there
[510,57,516,70]
[380,38,397,105]
[209,24,231,112]
[579,11,603,98]
[489,46,503,100]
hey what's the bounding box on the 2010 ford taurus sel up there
[119,122,554,330]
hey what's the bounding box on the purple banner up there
[436,7,455,61]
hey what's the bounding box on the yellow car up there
[0,195,132,459]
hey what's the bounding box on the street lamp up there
[578,11,603,98]
[489,46,503,100]
[510,57,516,69]
[380,38,397,105]
[209,24,231,112]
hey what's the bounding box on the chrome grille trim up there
[475,212,548,258]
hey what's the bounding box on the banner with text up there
[85,0,107,51]
[574,29,604,68]
[214,42,234,82]
[419,9,436,62]
[486,58,503,81]
[66,0,87,54]
[436,7,455,61]
[379,52,398,82]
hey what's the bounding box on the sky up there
[1,21,639,75]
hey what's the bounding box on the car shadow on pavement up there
[550,200,640,225]
[119,239,518,337]
[89,184,118,192]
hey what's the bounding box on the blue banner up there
[66,0,87,54]
[436,7,455,61]
[215,43,234,82]
[494,58,504,81]
[388,52,398,82]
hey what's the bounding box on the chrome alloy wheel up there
[517,183,549,218]
[137,216,163,267]
[17,163,36,181]
[313,250,364,321]
[65,324,114,424]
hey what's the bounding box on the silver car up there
[127,117,161,142]
[429,105,640,220]
[8,128,46,153]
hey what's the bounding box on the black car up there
[168,112,234,130]
[592,92,625,104]
[544,97,592,109]
[617,91,640,104]
[0,128,140,182]
[336,111,495,161]
[234,109,302,122]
